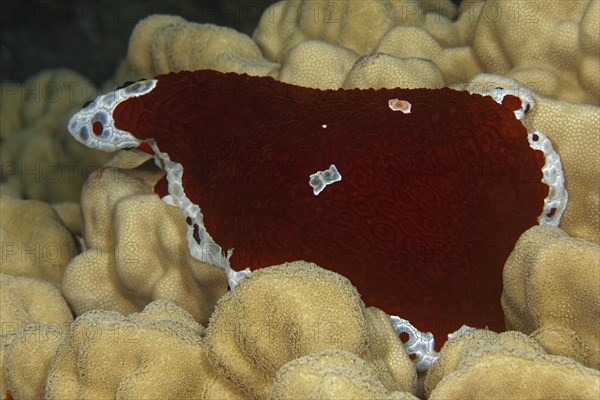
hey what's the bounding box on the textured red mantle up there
[113,70,548,346]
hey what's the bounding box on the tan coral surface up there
[128,14,278,78]
[0,197,76,283]
[129,0,599,106]
[44,300,245,399]
[3,324,66,400]
[502,225,600,369]
[61,166,228,326]
[425,329,600,399]
[472,0,599,104]
[0,274,73,398]
[0,69,114,202]
[271,349,419,400]
[205,261,417,399]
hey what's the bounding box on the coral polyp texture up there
[1,0,599,399]
[0,274,73,398]
[0,69,116,203]
[44,300,243,399]
[204,262,417,398]
[61,165,228,326]
[424,329,600,398]
[0,197,76,283]
[502,225,600,369]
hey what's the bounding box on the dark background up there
[0,0,279,85]
[1,0,463,85]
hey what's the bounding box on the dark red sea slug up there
[71,70,553,350]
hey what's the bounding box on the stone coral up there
[425,329,600,399]
[44,300,245,399]
[0,69,114,202]
[126,1,475,90]
[128,14,278,79]
[127,0,600,106]
[10,263,419,399]
[277,40,359,88]
[0,273,73,334]
[205,261,417,399]
[253,0,463,64]
[270,349,419,400]
[61,165,228,326]
[343,52,445,89]
[3,324,66,400]
[472,0,599,105]
[424,329,545,393]
[0,274,73,398]
[375,22,482,85]
[502,225,600,369]
[0,196,77,283]
[50,201,83,237]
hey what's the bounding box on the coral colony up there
[68,69,567,369]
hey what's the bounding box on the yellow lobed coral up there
[254,0,391,60]
[126,1,476,90]
[0,196,76,283]
[6,264,420,399]
[0,274,73,398]
[50,201,83,238]
[205,261,417,399]
[0,274,73,335]
[127,0,600,106]
[425,329,600,399]
[0,69,115,202]
[277,40,359,88]
[128,14,278,79]
[363,307,417,394]
[253,0,461,63]
[3,324,65,400]
[270,349,419,400]
[424,330,545,393]
[472,0,599,105]
[375,23,482,85]
[343,53,444,89]
[61,165,228,326]
[502,225,600,369]
[44,300,245,399]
